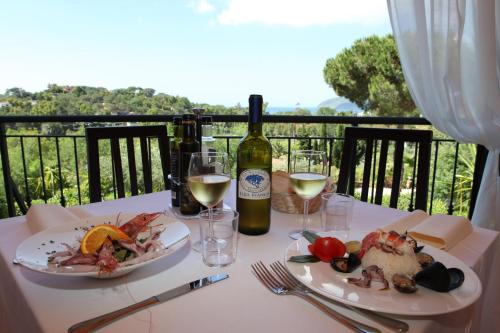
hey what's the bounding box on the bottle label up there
[238,169,270,200]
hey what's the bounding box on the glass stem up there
[302,199,309,234]
[208,207,214,238]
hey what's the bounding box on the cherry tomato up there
[308,237,346,262]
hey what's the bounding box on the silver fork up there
[251,261,381,333]
[271,261,409,333]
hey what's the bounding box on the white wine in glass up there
[188,174,231,208]
[188,152,231,251]
[289,150,328,240]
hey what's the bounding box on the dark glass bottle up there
[179,114,201,215]
[236,94,272,235]
[170,116,182,207]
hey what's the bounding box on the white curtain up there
[387,2,500,332]
[387,0,500,231]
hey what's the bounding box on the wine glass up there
[188,152,231,251]
[288,150,328,240]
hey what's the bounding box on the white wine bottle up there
[237,94,272,235]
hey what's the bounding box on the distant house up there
[0,101,10,108]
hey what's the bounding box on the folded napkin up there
[382,210,473,251]
[382,210,430,234]
[26,204,92,234]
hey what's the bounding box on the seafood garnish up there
[347,265,389,290]
[119,212,162,239]
[359,229,409,258]
[392,274,417,293]
[60,253,98,266]
[97,238,119,273]
[47,212,166,274]
[331,253,361,273]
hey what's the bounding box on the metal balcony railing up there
[0,115,487,219]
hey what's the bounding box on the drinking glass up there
[199,208,239,267]
[321,192,354,241]
[188,152,231,252]
[288,150,328,239]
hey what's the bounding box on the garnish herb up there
[303,230,320,243]
[288,255,321,263]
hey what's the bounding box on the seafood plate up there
[285,231,482,316]
[16,212,190,278]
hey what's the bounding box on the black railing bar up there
[287,138,291,173]
[55,137,66,207]
[0,115,432,125]
[429,141,440,214]
[37,137,48,203]
[73,137,82,206]
[19,137,31,207]
[5,133,456,144]
[148,137,152,176]
[408,143,418,212]
[111,145,117,200]
[328,138,333,177]
[0,123,15,216]
[5,132,458,144]
[432,138,458,143]
[447,143,460,215]
[370,140,378,204]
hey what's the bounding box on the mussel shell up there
[448,268,465,291]
[414,246,424,253]
[330,253,361,273]
[415,262,465,292]
[406,234,424,253]
[331,258,349,273]
[392,274,417,294]
[416,252,435,269]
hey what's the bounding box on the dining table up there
[0,182,498,333]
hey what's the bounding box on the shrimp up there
[96,238,119,273]
[119,212,163,240]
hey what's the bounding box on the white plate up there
[285,236,482,316]
[16,213,190,278]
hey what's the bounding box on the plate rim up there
[15,212,190,277]
[284,236,483,316]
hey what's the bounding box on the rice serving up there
[361,241,421,279]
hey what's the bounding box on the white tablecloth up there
[0,184,498,333]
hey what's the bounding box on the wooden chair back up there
[85,125,170,203]
[337,127,433,211]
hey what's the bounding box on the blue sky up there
[0,0,392,107]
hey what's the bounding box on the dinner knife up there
[68,273,229,333]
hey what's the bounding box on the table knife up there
[68,273,229,333]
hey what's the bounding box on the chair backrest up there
[337,127,433,211]
[85,125,170,203]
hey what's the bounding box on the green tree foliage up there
[323,35,417,117]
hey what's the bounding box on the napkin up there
[382,210,473,251]
[381,210,430,234]
[26,204,92,234]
